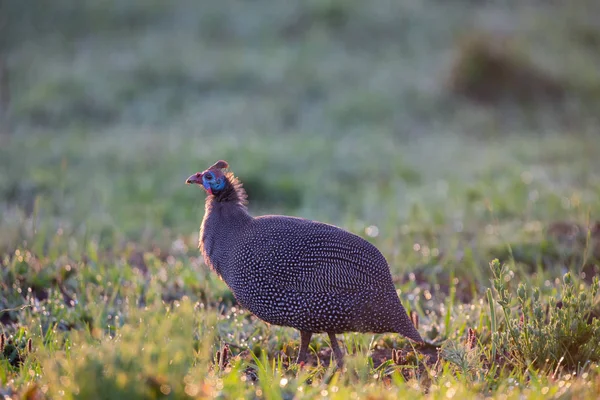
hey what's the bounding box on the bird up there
[186,160,423,368]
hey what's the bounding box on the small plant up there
[0,330,33,368]
[488,259,600,371]
[215,343,231,372]
[440,339,481,377]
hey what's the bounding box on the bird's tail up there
[396,302,424,343]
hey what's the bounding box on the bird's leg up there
[296,331,312,365]
[328,332,344,369]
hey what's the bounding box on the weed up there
[489,259,600,371]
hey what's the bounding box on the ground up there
[1,0,600,399]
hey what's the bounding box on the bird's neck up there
[211,172,248,205]
[200,197,252,280]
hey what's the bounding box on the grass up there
[2,0,600,399]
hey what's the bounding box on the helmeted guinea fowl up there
[186,160,423,367]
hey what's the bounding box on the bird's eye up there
[205,173,213,180]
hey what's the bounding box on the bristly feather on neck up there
[207,171,248,207]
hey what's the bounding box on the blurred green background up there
[3,0,600,240]
[2,0,600,279]
[1,1,600,397]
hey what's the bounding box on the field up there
[2,1,600,398]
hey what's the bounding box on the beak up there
[186,172,203,185]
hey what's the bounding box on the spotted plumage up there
[186,160,423,367]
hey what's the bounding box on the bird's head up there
[186,160,229,195]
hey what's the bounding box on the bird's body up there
[187,160,422,367]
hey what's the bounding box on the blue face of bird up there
[186,169,226,195]
[201,171,226,194]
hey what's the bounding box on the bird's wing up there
[241,216,395,293]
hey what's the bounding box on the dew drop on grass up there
[160,384,171,395]
[365,225,379,237]
[185,384,199,396]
